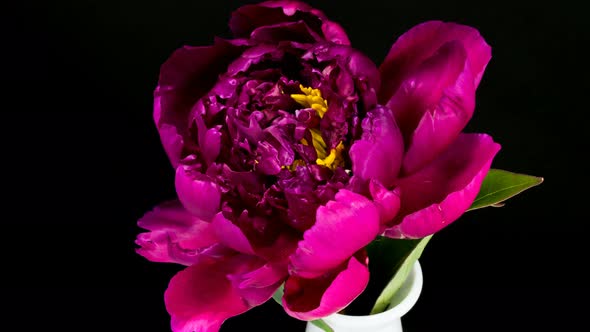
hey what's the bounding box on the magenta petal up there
[387,41,469,136]
[253,230,300,268]
[311,44,380,94]
[230,1,350,45]
[283,253,370,321]
[211,213,255,255]
[389,41,477,174]
[349,105,404,188]
[165,253,275,332]
[156,124,185,169]
[154,41,244,166]
[384,134,501,239]
[194,113,222,166]
[228,262,287,306]
[135,201,218,266]
[250,21,322,44]
[175,160,221,221]
[369,180,401,227]
[320,21,350,45]
[379,20,491,104]
[289,190,380,278]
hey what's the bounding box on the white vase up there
[305,261,423,332]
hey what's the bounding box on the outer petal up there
[379,20,491,104]
[154,40,244,167]
[226,44,284,76]
[211,212,255,255]
[165,252,278,332]
[228,262,287,305]
[230,1,350,45]
[310,43,380,91]
[289,190,380,278]
[369,180,401,228]
[383,134,501,239]
[388,41,476,174]
[250,21,322,44]
[135,201,218,266]
[349,105,404,188]
[175,159,221,221]
[283,253,369,321]
[194,112,222,166]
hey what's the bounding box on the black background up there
[5,0,588,331]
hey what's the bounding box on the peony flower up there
[136,1,500,331]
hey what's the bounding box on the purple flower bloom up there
[136,2,500,331]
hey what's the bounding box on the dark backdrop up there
[5,1,588,331]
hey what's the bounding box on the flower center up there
[288,85,344,170]
[291,85,328,118]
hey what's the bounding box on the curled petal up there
[154,41,244,166]
[231,110,264,144]
[379,20,491,104]
[389,41,476,174]
[230,1,350,45]
[194,108,222,166]
[384,134,501,239]
[304,42,381,121]
[211,213,255,255]
[320,21,349,46]
[253,230,300,267]
[349,105,404,188]
[264,124,297,167]
[228,262,287,306]
[369,180,401,227]
[226,44,283,76]
[280,163,325,232]
[175,160,221,221]
[165,253,277,332]
[156,124,184,169]
[255,141,282,175]
[346,48,381,91]
[251,21,321,44]
[289,190,380,278]
[283,253,369,321]
[387,41,469,137]
[284,190,320,232]
[221,165,265,196]
[311,43,380,91]
[135,201,218,266]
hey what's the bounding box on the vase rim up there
[322,261,423,325]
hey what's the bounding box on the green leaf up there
[272,284,284,305]
[310,319,334,332]
[369,236,431,314]
[272,283,333,332]
[468,169,543,211]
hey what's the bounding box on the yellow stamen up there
[309,129,327,158]
[282,159,306,171]
[316,142,345,170]
[290,84,328,118]
[285,85,345,171]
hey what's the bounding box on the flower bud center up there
[289,85,344,170]
[291,85,328,118]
